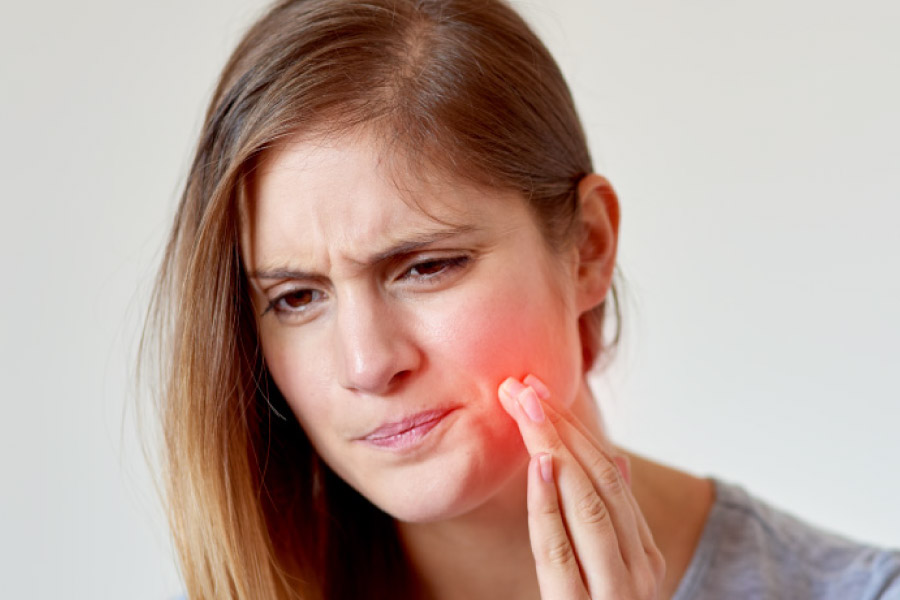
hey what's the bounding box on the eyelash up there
[262,255,471,318]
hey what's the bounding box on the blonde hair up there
[144,0,621,597]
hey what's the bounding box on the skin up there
[242,130,714,599]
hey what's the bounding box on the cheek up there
[419,269,582,405]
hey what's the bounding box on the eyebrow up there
[249,224,479,281]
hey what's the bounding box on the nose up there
[334,290,421,395]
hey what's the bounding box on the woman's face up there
[242,132,588,523]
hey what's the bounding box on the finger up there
[527,453,589,600]
[527,377,655,566]
[526,377,660,575]
[499,378,626,593]
[540,400,647,571]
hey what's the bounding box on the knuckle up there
[541,434,566,457]
[588,453,623,493]
[537,532,576,567]
[574,489,609,525]
[535,495,562,517]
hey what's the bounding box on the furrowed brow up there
[249,224,478,281]
[365,225,477,264]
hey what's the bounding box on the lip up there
[357,407,458,451]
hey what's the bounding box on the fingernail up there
[518,387,546,423]
[499,377,526,402]
[538,453,553,483]
[523,374,550,400]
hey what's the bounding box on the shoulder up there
[673,477,900,600]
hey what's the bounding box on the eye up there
[401,256,470,282]
[263,288,324,316]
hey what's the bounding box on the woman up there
[146,0,900,598]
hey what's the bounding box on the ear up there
[574,174,620,315]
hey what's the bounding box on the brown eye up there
[281,289,317,308]
[404,256,470,280]
[264,289,324,317]
[410,260,449,276]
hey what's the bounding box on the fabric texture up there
[671,477,900,599]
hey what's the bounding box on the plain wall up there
[1,0,897,597]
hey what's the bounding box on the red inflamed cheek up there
[425,282,581,414]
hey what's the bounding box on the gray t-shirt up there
[672,477,900,599]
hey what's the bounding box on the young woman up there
[146,0,900,598]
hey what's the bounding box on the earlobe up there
[574,174,620,314]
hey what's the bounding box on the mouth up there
[357,407,458,451]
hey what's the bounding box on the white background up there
[1,0,897,597]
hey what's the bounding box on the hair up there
[143,0,623,597]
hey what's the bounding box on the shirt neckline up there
[669,476,735,600]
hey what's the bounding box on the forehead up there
[242,131,525,270]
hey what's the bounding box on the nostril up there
[389,370,412,388]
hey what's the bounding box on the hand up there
[498,375,666,600]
